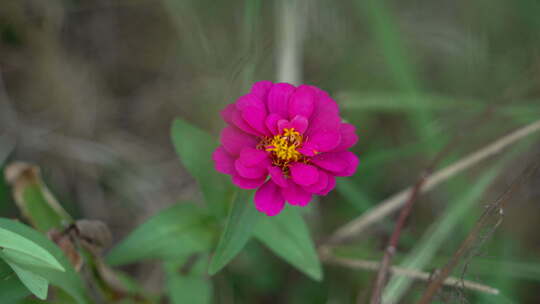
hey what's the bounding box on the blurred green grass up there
[1,0,540,303]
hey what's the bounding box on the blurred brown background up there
[2,0,540,302]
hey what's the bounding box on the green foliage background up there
[1,0,540,303]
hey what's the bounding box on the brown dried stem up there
[321,119,540,304]
[368,172,429,304]
[324,119,540,247]
[417,160,540,304]
[325,256,499,295]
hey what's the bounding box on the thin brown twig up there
[365,111,474,303]
[325,256,499,296]
[323,119,540,247]
[417,160,540,304]
[368,172,429,304]
[323,119,540,303]
[365,107,488,303]
[366,115,471,304]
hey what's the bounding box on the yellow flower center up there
[259,128,305,171]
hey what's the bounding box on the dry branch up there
[324,119,540,246]
[325,256,499,296]
[417,160,540,304]
[368,173,429,304]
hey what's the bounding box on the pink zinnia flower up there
[212,81,359,216]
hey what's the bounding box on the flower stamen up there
[261,128,306,172]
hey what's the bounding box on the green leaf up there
[208,190,259,275]
[254,206,322,281]
[2,248,63,274]
[6,163,72,233]
[167,274,212,304]
[19,184,69,233]
[171,118,233,217]
[15,299,49,304]
[0,227,64,272]
[3,259,48,300]
[165,256,212,304]
[106,203,213,266]
[0,219,91,304]
[0,259,31,303]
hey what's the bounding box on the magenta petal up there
[282,181,312,206]
[255,180,286,216]
[289,115,308,133]
[277,115,308,134]
[267,83,295,117]
[236,94,266,111]
[317,174,336,195]
[232,174,266,189]
[288,85,315,119]
[220,104,236,125]
[277,119,291,134]
[298,142,319,157]
[238,147,268,167]
[220,126,257,156]
[307,113,341,137]
[340,152,359,177]
[308,130,341,152]
[309,85,330,99]
[235,159,267,179]
[306,97,341,137]
[311,151,348,173]
[231,107,261,136]
[334,123,358,151]
[242,106,270,135]
[306,86,338,125]
[212,146,236,175]
[303,170,328,194]
[250,80,273,100]
[268,166,288,187]
[265,113,282,135]
[290,163,319,186]
[312,151,358,177]
[221,83,356,207]
[317,95,339,114]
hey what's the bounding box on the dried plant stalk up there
[325,119,540,246]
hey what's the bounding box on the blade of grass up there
[355,0,434,145]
